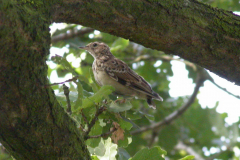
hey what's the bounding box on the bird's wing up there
[103,58,156,98]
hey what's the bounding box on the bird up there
[79,42,163,109]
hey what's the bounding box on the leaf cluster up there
[44,23,240,160]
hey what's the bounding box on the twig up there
[63,84,72,114]
[195,67,240,99]
[131,70,205,135]
[81,109,89,126]
[85,105,106,136]
[45,76,78,87]
[51,28,94,43]
[210,80,240,99]
[85,127,117,140]
[148,129,161,147]
[128,54,197,70]
[79,124,87,132]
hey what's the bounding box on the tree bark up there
[0,1,90,159]
[52,0,240,85]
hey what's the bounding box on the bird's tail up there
[147,92,163,109]
[152,92,163,101]
[147,97,156,109]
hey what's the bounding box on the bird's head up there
[79,42,113,60]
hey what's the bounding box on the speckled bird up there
[79,42,163,109]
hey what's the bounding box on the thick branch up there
[51,27,94,43]
[52,0,240,85]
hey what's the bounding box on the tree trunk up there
[52,0,240,85]
[0,1,90,159]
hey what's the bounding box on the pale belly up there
[93,69,146,99]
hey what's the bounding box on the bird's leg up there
[114,98,126,104]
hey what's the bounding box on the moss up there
[0,0,90,159]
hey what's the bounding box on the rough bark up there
[52,0,240,85]
[0,1,90,159]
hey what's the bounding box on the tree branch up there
[85,127,117,140]
[129,54,197,70]
[63,84,72,114]
[131,69,206,135]
[85,105,106,136]
[51,0,240,85]
[46,76,78,87]
[51,27,94,43]
[210,80,240,99]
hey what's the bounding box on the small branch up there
[63,84,72,114]
[85,106,106,136]
[79,124,87,132]
[85,127,117,140]
[148,129,160,147]
[128,54,197,70]
[51,28,94,43]
[131,71,205,135]
[196,67,240,99]
[210,80,240,99]
[45,76,78,87]
[81,109,89,126]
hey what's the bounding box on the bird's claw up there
[114,99,126,104]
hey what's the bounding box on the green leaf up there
[130,146,167,160]
[51,55,76,75]
[157,125,179,150]
[108,101,132,112]
[86,137,101,149]
[111,38,129,52]
[137,110,155,121]
[118,131,132,148]
[77,74,89,84]
[88,140,106,157]
[102,138,118,159]
[89,138,118,160]
[125,110,141,120]
[73,80,83,110]
[91,155,100,160]
[117,148,131,160]
[112,38,129,49]
[119,119,133,130]
[179,155,195,160]
[89,68,100,93]
[74,85,114,112]
[86,121,102,148]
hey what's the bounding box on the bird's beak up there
[79,46,89,50]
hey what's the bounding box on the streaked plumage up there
[79,42,163,109]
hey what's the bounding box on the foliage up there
[39,20,240,160]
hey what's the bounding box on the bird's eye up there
[93,43,98,47]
